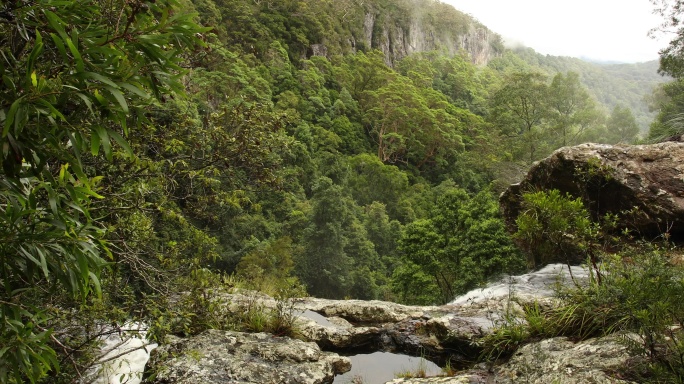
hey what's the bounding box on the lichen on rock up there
[144,330,350,384]
[501,142,684,242]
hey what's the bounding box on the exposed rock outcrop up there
[145,330,350,384]
[143,266,637,384]
[325,0,503,66]
[387,335,634,384]
[501,142,684,240]
[360,12,499,66]
[209,267,588,368]
[493,335,634,384]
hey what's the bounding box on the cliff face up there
[356,12,498,66]
[351,3,501,66]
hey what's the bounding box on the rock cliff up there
[500,142,684,240]
[321,0,503,66]
[357,9,500,66]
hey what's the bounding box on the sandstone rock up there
[296,315,380,350]
[144,264,623,383]
[386,335,635,384]
[144,330,350,384]
[501,142,684,240]
[215,266,587,366]
[493,335,635,384]
[299,297,438,324]
[296,297,492,365]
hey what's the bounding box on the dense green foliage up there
[0,0,665,381]
[394,186,525,304]
[0,0,207,381]
[514,190,595,267]
[510,48,666,132]
[649,1,684,140]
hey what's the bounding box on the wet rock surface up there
[144,329,350,384]
[492,335,635,384]
[386,335,635,384]
[500,142,684,241]
[145,265,636,384]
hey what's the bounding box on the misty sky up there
[441,0,668,63]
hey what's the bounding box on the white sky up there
[441,0,669,63]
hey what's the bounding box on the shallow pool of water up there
[333,352,442,384]
[298,309,337,327]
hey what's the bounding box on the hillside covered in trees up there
[0,0,678,382]
[509,48,666,131]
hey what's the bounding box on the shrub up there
[480,246,684,383]
[514,189,595,267]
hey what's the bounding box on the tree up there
[335,50,394,104]
[514,190,595,267]
[347,153,409,220]
[0,0,206,381]
[489,72,550,163]
[606,105,640,144]
[393,185,524,304]
[547,72,600,147]
[648,79,684,140]
[647,1,684,140]
[297,177,355,298]
[651,0,684,78]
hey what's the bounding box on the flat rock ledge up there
[144,329,350,384]
[218,291,501,365]
[492,335,634,384]
[148,269,636,384]
[387,335,635,384]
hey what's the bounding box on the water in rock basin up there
[298,309,338,327]
[450,263,590,305]
[84,322,157,384]
[333,352,442,384]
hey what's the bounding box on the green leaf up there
[3,98,22,138]
[43,10,68,41]
[36,99,65,122]
[36,247,49,279]
[79,187,104,200]
[90,130,101,156]
[108,129,133,157]
[82,72,119,88]
[77,253,89,283]
[13,103,28,136]
[65,37,84,73]
[49,33,68,61]
[26,31,44,81]
[119,82,151,99]
[75,93,94,116]
[104,86,128,113]
[65,130,84,171]
[89,271,102,299]
[93,126,111,161]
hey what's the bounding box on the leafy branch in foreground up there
[0,0,207,381]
